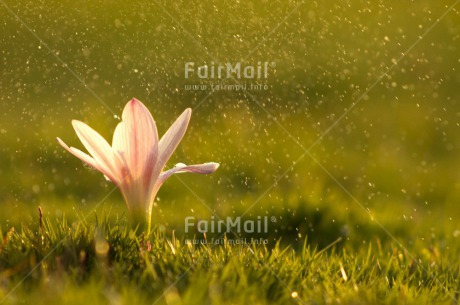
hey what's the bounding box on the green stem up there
[147,205,152,237]
[129,206,148,236]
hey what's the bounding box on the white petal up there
[158,162,219,185]
[71,120,120,183]
[119,98,158,182]
[154,108,191,174]
[172,162,219,174]
[112,122,126,156]
[146,162,219,209]
[56,137,118,183]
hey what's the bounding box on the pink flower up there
[57,98,219,233]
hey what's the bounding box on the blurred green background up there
[1,0,460,249]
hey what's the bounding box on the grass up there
[0,211,459,305]
[1,0,460,304]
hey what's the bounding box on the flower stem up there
[147,205,152,237]
[129,206,149,235]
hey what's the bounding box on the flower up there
[57,98,219,233]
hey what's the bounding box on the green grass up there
[1,0,460,304]
[0,212,459,305]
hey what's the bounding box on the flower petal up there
[118,98,158,181]
[147,162,219,209]
[56,137,118,183]
[71,120,120,183]
[154,108,191,174]
[112,122,125,154]
[158,162,220,185]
